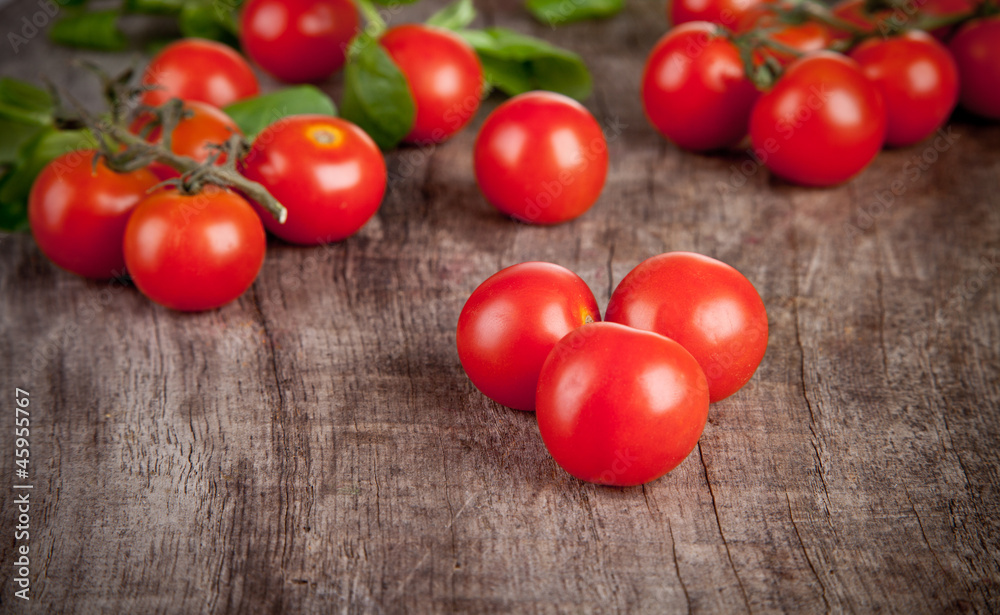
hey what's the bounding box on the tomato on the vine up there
[536,322,709,486]
[605,252,768,403]
[241,115,386,245]
[849,30,958,147]
[642,22,759,152]
[240,0,359,83]
[123,187,266,312]
[28,150,161,280]
[668,0,764,29]
[749,52,886,187]
[474,91,608,225]
[141,38,259,109]
[133,101,243,180]
[380,24,484,144]
[737,4,836,65]
[457,262,601,412]
[949,17,1000,120]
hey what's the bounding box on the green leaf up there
[0,129,96,232]
[178,0,240,46]
[0,79,55,164]
[460,28,592,101]
[340,37,416,150]
[427,0,477,30]
[525,0,624,25]
[224,86,338,139]
[49,10,128,51]
[124,0,186,15]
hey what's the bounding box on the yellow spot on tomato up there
[306,124,345,148]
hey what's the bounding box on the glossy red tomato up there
[737,4,836,65]
[749,52,886,186]
[380,24,484,144]
[668,0,764,28]
[849,30,958,147]
[241,115,386,244]
[133,101,243,180]
[474,92,608,225]
[536,322,709,486]
[949,17,1000,120]
[240,0,359,83]
[457,262,601,412]
[28,150,160,280]
[123,187,266,312]
[605,252,768,403]
[642,22,759,151]
[141,38,259,108]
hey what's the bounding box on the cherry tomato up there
[141,38,259,109]
[605,252,768,403]
[473,92,608,225]
[737,4,836,65]
[536,322,709,486]
[830,0,886,37]
[240,0,359,83]
[379,24,484,144]
[642,22,759,152]
[949,17,1000,120]
[749,52,886,187]
[133,101,243,180]
[668,0,764,29]
[457,262,601,412]
[241,115,386,245]
[849,30,958,147]
[28,150,160,280]
[123,187,266,312]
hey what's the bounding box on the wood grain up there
[2,0,999,612]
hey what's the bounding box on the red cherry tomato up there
[849,30,958,147]
[141,38,259,109]
[668,0,764,29]
[28,150,160,280]
[749,52,886,187]
[737,4,836,65]
[457,262,601,412]
[830,0,885,37]
[642,22,759,151]
[379,24,484,144]
[605,252,768,403]
[474,92,608,225]
[536,322,709,486]
[133,101,242,180]
[949,17,1000,120]
[241,115,387,245]
[123,187,266,312]
[240,0,359,83]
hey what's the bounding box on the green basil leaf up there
[124,0,186,15]
[224,86,338,139]
[0,79,55,164]
[48,10,128,51]
[525,0,624,26]
[0,128,96,232]
[340,37,416,150]
[178,0,240,45]
[427,0,477,30]
[0,79,54,119]
[460,28,592,101]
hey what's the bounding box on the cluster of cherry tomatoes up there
[457,253,768,486]
[645,0,1000,186]
[27,0,617,310]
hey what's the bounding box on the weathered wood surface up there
[2,0,1000,612]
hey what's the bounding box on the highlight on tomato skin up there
[456,262,601,412]
[536,322,709,487]
[605,252,768,403]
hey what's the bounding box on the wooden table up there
[2,1,999,612]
